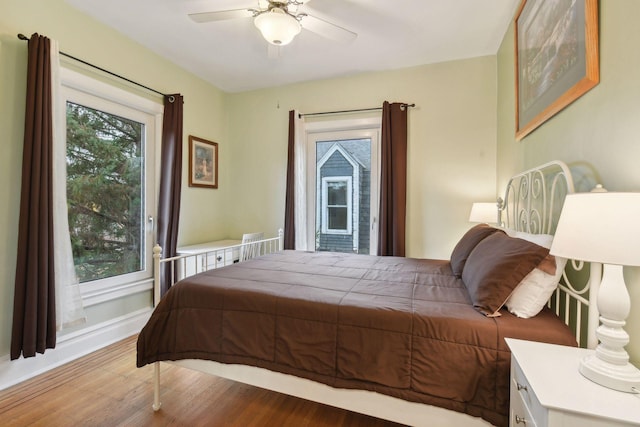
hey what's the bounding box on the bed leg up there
[152,362,162,411]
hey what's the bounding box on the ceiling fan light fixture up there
[254,8,301,46]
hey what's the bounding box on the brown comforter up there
[137,250,577,426]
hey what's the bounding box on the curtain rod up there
[299,103,415,119]
[18,33,169,99]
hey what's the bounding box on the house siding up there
[317,147,371,254]
[318,151,354,252]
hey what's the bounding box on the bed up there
[137,161,600,427]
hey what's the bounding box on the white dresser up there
[176,239,241,278]
[506,338,640,426]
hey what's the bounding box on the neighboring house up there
[315,141,370,254]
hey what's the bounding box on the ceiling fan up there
[188,0,357,46]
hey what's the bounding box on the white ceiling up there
[65,0,521,93]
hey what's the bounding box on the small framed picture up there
[188,135,218,188]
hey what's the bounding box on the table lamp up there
[549,191,640,393]
[468,202,498,224]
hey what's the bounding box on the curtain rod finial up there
[17,33,29,41]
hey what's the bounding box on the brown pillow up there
[537,254,558,275]
[450,224,501,276]
[462,232,550,317]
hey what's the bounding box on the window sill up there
[81,278,153,307]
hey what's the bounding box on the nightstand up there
[506,338,640,426]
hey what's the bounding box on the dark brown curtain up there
[377,101,408,257]
[157,94,184,297]
[11,33,56,360]
[283,110,296,249]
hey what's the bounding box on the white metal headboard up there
[500,161,599,348]
[500,160,574,234]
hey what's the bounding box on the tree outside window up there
[66,102,144,283]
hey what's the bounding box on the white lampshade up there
[550,191,640,393]
[468,202,497,224]
[254,8,301,45]
[550,192,640,266]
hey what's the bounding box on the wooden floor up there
[0,336,405,426]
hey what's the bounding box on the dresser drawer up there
[203,248,238,268]
[507,339,640,427]
[176,241,241,279]
[511,356,547,426]
[510,380,537,427]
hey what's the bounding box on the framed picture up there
[515,0,599,140]
[188,135,218,188]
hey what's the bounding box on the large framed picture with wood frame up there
[515,0,599,140]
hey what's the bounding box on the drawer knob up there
[515,415,527,425]
[216,255,222,262]
[516,382,528,392]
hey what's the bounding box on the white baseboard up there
[0,307,152,391]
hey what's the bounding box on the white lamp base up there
[580,264,640,393]
[580,353,640,393]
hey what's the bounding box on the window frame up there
[321,176,353,235]
[305,118,381,254]
[60,67,162,306]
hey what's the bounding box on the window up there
[306,118,380,254]
[66,102,145,282]
[322,177,352,234]
[61,68,161,304]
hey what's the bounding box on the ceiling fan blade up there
[188,9,254,23]
[300,14,357,43]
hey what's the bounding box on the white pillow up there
[506,256,566,318]
[502,229,554,249]
[502,229,566,318]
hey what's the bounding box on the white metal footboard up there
[152,229,284,307]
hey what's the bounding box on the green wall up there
[0,0,498,365]
[224,58,498,259]
[0,0,228,358]
[496,0,640,363]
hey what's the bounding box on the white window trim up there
[60,67,163,305]
[306,117,380,254]
[321,176,353,235]
[316,143,361,236]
